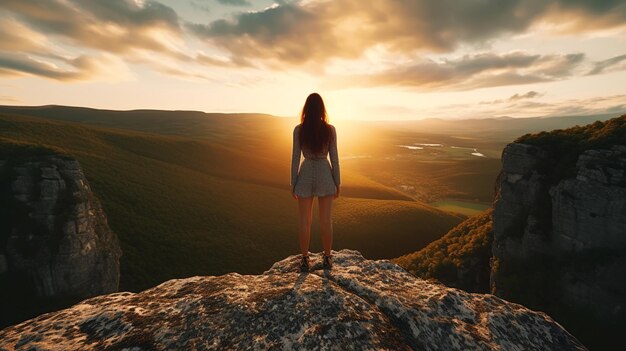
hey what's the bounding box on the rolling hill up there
[3,105,614,292]
[0,111,462,292]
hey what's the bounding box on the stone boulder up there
[0,154,121,327]
[0,250,584,351]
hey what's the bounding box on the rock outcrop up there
[0,250,584,351]
[0,153,121,327]
[491,139,626,348]
[392,115,626,349]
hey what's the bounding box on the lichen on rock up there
[0,250,585,351]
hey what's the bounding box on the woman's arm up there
[329,125,340,188]
[291,125,301,191]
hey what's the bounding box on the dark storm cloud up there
[188,0,626,65]
[325,52,585,91]
[588,54,626,75]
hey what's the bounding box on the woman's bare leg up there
[318,195,334,256]
[298,197,314,256]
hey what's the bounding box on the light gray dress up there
[291,124,340,198]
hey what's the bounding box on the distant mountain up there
[0,105,617,142]
[373,113,617,140]
[0,104,289,140]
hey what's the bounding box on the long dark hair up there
[300,93,331,154]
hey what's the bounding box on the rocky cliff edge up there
[0,153,121,327]
[0,250,584,351]
[492,142,626,322]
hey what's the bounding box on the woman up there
[291,93,340,272]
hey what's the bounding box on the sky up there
[1,0,625,120]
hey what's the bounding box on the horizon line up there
[0,103,620,122]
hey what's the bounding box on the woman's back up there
[291,124,340,193]
[294,124,336,159]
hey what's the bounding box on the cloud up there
[216,0,251,6]
[0,53,85,81]
[188,0,626,65]
[538,1,626,34]
[190,1,211,13]
[0,52,132,82]
[325,52,585,91]
[480,91,545,105]
[0,0,253,81]
[0,0,197,81]
[187,3,349,65]
[429,94,626,119]
[0,17,50,53]
[502,94,626,117]
[1,0,624,85]
[73,0,180,29]
[588,54,626,75]
[508,91,543,101]
[1,0,183,55]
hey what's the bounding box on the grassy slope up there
[394,210,492,293]
[0,113,461,292]
[430,200,489,217]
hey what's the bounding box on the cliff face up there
[0,250,584,351]
[492,143,626,255]
[393,115,626,349]
[0,153,121,327]
[491,142,626,345]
